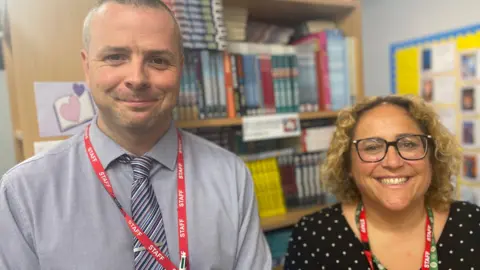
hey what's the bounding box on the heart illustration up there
[73,83,85,97]
[59,95,81,123]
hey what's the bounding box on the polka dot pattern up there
[283,201,480,269]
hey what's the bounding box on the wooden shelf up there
[298,110,338,120]
[175,111,338,129]
[224,0,358,23]
[176,117,242,129]
[261,204,326,231]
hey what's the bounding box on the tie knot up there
[119,154,154,181]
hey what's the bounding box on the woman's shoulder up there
[447,200,480,220]
[292,203,346,232]
[443,200,480,231]
[287,203,348,250]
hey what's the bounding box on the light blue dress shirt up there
[0,118,272,269]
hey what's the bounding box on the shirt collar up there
[144,121,178,171]
[88,115,178,171]
[88,116,126,169]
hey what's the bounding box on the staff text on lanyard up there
[84,125,190,270]
[355,202,438,270]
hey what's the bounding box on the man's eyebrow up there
[145,49,175,58]
[96,47,176,58]
[97,46,131,55]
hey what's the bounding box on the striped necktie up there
[122,155,170,270]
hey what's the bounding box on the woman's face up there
[349,104,433,211]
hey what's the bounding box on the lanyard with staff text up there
[355,202,438,270]
[84,124,190,270]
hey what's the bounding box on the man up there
[0,0,272,269]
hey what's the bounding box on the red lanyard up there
[357,204,434,270]
[84,124,189,270]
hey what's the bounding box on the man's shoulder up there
[2,134,84,184]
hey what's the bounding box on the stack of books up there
[223,6,248,41]
[163,0,228,50]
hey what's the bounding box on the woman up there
[284,95,480,269]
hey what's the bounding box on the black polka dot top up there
[284,201,480,270]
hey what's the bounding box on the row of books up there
[245,151,333,218]
[291,29,357,112]
[173,29,357,121]
[173,47,299,120]
[186,126,284,155]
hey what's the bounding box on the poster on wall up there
[460,85,480,114]
[420,42,456,74]
[460,50,478,80]
[432,76,456,104]
[417,48,457,105]
[463,153,480,182]
[34,82,97,138]
[420,76,433,102]
[461,119,480,148]
[390,23,480,200]
[419,75,457,104]
[431,42,456,73]
[436,107,456,134]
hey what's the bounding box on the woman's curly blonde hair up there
[321,94,462,210]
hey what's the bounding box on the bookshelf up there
[219,1,363,268]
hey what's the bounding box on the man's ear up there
[80,49,90,85]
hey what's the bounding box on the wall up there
[362,0,480,97]
[0,70,16,175]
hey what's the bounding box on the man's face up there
[81,3,183,132]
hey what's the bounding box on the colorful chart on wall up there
[390,23,480,204]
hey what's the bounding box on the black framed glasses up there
[352,134,432,163]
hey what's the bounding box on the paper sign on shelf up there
[242,113,301,142]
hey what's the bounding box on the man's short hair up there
[82,0,183,54]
